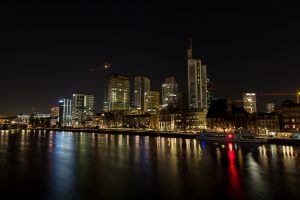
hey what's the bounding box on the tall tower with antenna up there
[102,62,111,112]
[187,38,208,110]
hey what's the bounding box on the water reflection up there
[0,131,300,199]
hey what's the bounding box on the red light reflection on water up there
[228,143,243,199]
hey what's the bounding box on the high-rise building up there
[102,62,111,112]
[50,106,60,118]
[58,99,72,126]
[107,74,130,111]
[72,93,94,126]
[207,79,214,109]
[243,93,256,113]
[266,103,275,113]
[144,91,160,113]
[162,77,178,108]
[187,39,208,110]
[134,76,150,110]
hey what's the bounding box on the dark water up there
[1,130,300,200]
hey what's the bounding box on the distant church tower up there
[187,38,208,110]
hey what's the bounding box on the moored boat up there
[197,132,269,143]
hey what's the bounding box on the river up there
[0,130,300,199]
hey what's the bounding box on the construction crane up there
[260,89,300,103]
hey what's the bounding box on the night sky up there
[1,1,300,115]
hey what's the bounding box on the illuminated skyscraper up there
[162,77,178,108]
[107,74,130,111]
[187,39,208,110]
[243,93,256,113]
[134,76,150,110]
[58,99,72,126]
[72,93,94,126]
[144,91,160,113]
[102,62,111,112]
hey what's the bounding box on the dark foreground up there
[1,130,300,200]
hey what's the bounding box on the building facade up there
[187,39,208,110]
[144,91,160,113]
[207,79,214,109]
[72,94,94,126]
[281,101,300,132]
[58,99,72,126]
[159,109,207,132]
[51,107,60,118]
[243,93,257,113]
[266,103,275,113]
[107,74,130,111]
[162,77,178,108]
[256,112,281,136]
[134,76,150,111]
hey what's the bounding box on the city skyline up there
[1,1,300,115]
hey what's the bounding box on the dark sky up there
[1,1,300,115]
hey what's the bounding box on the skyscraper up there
[243,93,257,113]
[102,62,111,112]
[72,93,94,126]
[134,76,150,110]
[58,99,72,126]
[207,79,214,109]
[144,91,160,113]
[187,39,208,110]
[162,77,178,108]
[107,74,130,111]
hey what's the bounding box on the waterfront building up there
[16,114,30,125]
[58,99,72,126]
[159,109,207,132]
[72,93,94,126]
[187,39,208,110]
[134,76,150,111]
[107,74,130,111]
[243,93,257,113]
[257,112,281,136]
[162,77,178,108]
[122,113,151,129]
[281,100,300,132]
[144,91,160,114]
[266,103,275,113]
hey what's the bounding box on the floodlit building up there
[281,100,300,132]
[51,107,60,118]
[162,77,178,108]
[107,74,130,111]
[257,112,280,136]
[266,103,275,113]
[134,76,150,111]
[243,93,257,113]
[187,38,208,110]
[72,93,94,126]
[144,91,160,113]
[159,109,207,132]
[58,99,72,126]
